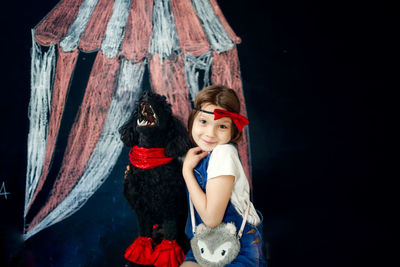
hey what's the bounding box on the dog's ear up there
[119,113,138,147]
[165,117,191,158]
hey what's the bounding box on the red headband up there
[194,108,249,132]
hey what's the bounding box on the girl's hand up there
[183,147,209,176]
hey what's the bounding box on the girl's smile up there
[192,104,233,152]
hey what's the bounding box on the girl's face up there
[191,104,233,152]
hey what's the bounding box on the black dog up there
[119,91,190,266]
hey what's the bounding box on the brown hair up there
[188,85,243,144]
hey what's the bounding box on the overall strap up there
[189,197,251,239]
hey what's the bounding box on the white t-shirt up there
[207,144,261,226]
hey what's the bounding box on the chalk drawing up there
[0,181,10,200]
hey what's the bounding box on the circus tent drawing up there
[24,0,251,240]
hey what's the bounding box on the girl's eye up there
[199,119,207,124]
[219,124,228,129]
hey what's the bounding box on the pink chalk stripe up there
[209,0,241,44]
[171,0,210,56]
[79,0,114,52]
[26,47,80,213]
[121,0,153,62]
[149,54,191,125]
[211,47,251,184]
[27,50,120,232]
[35,0,85,46]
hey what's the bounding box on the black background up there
[0,0,388,266]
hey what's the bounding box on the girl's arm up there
[183,147,234,228]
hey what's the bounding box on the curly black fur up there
[119,91,191,254]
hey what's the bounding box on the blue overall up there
[184,153,267,266]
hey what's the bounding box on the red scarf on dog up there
[129,146,173,169]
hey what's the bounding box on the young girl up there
[181,85,266,266]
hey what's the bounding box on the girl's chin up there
[198,143,216,152]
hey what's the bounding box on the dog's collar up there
[129,146,173,169]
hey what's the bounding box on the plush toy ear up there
[165,116,191,158]
[225,223,237,235]
[196,223,207,234]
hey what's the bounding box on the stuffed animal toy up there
[190,223,241,267]
[119,91,191,267]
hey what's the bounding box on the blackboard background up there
[0,0,388,266]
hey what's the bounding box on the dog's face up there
[119,91,190,156]
[135,91,171,136]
